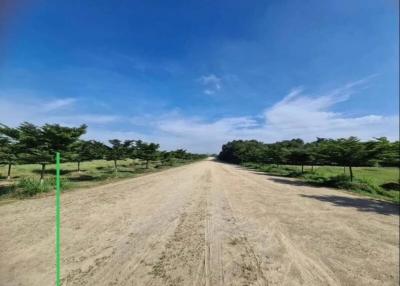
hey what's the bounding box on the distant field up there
[0,159,194,199]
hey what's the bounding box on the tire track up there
[148,171,211,286]
[218,164,341,285]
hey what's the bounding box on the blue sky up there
[0,0,398,152]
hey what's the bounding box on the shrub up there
[286,170,303,177]
[326,174,353,189]
[17,178,52,197]
[380,182,400,191]
[351,179,381,194]
[16,177,70,197]
[305,173,382,194]
[304,174,351,188]
[304,173,329,185]
[0,183,16,196]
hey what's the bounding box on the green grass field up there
[0,158,195,199]
[242,163,399,204]
[288,165,399,187]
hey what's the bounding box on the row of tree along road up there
[0,122,207,183]
[218,138,399,203]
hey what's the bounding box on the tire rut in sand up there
[219,190,268,285]
[149,184,208,285]
[209,166,268,285]
[149,201,207,285]
[218,165,340,285]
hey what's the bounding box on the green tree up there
[372,137,400,167]
[265,144,289,166]
[69,140,107,172]
[286,148,311,173]
[105,139,134,173]
[218,140,267,164]
[17,122,86,182]
[160,151,174,166]
[0,124,20,179]
[324,137,372,181]
[136,140,160,168]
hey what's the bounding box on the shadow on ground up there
[0,184,15,196]
[301,194,399,216]
[68,175,98,182]
[267,177,312,187]
[32,169,74,175]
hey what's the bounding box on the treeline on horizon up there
[218,137,399,181]
[0,122,207,181]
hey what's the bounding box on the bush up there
[286,170,303,177]
[380,182,400,191]
[0,183,16,196]
[304,173,329,185]
[16,177,70,197]
[304,173,382,194]
[241,162,260,169]
[351,178,381,194]
[16,178,52,197]
[326,174,353,189]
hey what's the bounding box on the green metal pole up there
[56,152,61,286]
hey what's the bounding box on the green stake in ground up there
[56,152,61,286]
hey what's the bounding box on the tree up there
[87,140,109,160]
[159,151,174,166]
[172,149,188,160]
[372,137,400,167]
[323,137,373,181]
[0,124,20,179]
[17,122,86,182]
[265,144,289,166]
[105,139,134,173]
[286,148,310,173]
[218,140,267,164]
[69,140,107,172]
[136,140,160,169]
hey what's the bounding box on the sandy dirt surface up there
[0,159,399,285]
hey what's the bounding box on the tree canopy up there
[218,137,399,180]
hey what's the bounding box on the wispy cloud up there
[261,78,396,140]
[0,92,120,127]
[198,74,222,95]
[0,78,397,153]
[42,98,76,111]
[122,78,397,152]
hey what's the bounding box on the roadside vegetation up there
[0,122,207,199]
[218,138,399,203]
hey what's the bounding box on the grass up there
[242,163,400,204]
[0,158,198,199]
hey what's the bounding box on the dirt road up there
[0,159,398,285]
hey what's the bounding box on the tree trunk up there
[113,160,118,173]
[311,165,314,172]
[301,164,304,173]
[40,164,46,184]
[343,166,346,174]
[349,165,353,182]
[7,163,12,180]
[146,160,149,169]
[77,161,81,173]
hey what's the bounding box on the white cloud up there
[198,74,222,95]
[42,98,76,111]
[46,115,121,125]
[0,79,397,153]
[261,84,398,141]
[120,78,397,153]
[0,94,120,127]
